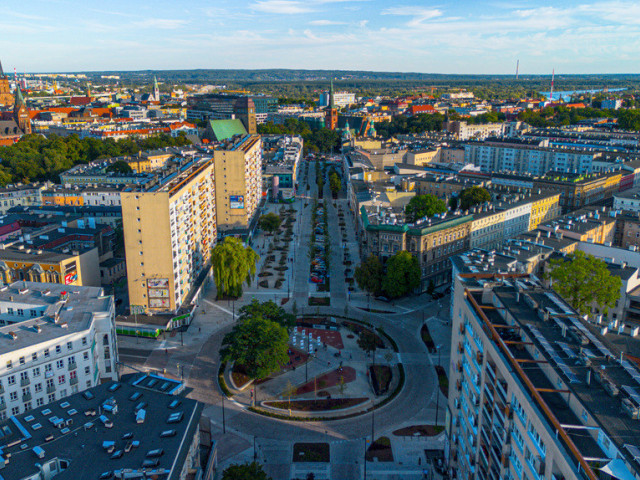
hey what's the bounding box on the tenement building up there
[0,281,118,419]
[448,273,640,480]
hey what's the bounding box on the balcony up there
[46,385,56,394]
[68,362,77,371]
[20,377,30,387]
[0,400,5,410]
[70,377,78,386]
[22,392,32,402]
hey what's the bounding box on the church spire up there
[153,76,159,100]
[14,84,25,107]
[0,60,4,78]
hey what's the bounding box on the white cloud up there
[250,1,314,14]
[134,18,188,29]
[381,6,443,27]
[309,19,347,25]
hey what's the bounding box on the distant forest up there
[75,69,640,100]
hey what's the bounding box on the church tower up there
[0,60,14,107]
[13,86,31,134]
[152,76,160,102]
[325,79,338,130]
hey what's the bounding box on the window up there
[7,375,15,386]
[44,349,50,358]
[70,371,77,380]
[34,383,42,393]
[30,310,36,317]
[32,352,37,361]
[20,371,28,382]
[56,360,64,369]
[83,352,89,361]
[84,366,90,375]
[6,360,12,370]
[11,407,19,416]
[7,308,12,315]
[82,337,87,346]
[67,342,73,351]
[55,346,61,354]
[46,379,54,389]
[47,393,55,403]
[17,309,23,316]
[9,392,17,401]
[32,367,40,377]
[36,398,44,407]
[45,364,52,374]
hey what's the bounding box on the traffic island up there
[366,436,394,462]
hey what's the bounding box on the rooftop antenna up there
[549,68,555,102]
[516,59,519,79]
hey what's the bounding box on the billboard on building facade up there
[230,195,245,209]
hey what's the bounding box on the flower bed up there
[435,365,449,397]
[308,297,330,306]
[369,365,392,395]
[420,324,436,353]
[265,397,367,412]
[392,425,444,437]
[292,443,330,463]
[366,436,394,462]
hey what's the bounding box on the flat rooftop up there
[0,281,110,355]
[0,377,201,480]
[466,277,640,476]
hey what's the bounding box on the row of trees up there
[355,251,420,299]
[0,132,191,186]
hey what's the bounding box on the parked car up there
[375,296,391,303]
[311,276,323,283]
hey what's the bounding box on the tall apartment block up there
[121,157,216,314]
[448,273,640,480]
[213,134,262,235]
[0,281,117,419]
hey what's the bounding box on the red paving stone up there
[293,327,344,350]
[296,366,356,395]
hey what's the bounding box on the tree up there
[106,160,133,174]
[357,331,378,356]
[221,316,289,379]
[404,194,446,222]
[546,251,621,317]
[211,237,259,298]
[259,212,282,234]
[448,196,459,211]
[329,171,341,196]
[382,250,421,298]
[222,462,272,480]
[355,255,384,297]
[238,299,295,330]
[459,187,491,211]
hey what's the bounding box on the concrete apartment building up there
[464,139,603,175]
[444,120,507,140]
[448,273,640,480]
[532,172,622,213]
[0,281,117,419]
[0,377,205,480]
[614,211,640,250]
[122,157,216,314]
[212,134,262,235]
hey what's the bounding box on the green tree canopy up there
[0,132,191,186]
[329,171,341,195]
[259,212,282,234]
[106,160,133,174]
[546,251,622,317]
[222,462,272,480]
[405,194,447,222]
[355,255,384,296]
[238,299,295,330]
[221,316,289,379]
[382,250,421,298]
[211,237,259,298]
[458,186,491,211]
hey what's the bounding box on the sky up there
[1,0,639,74]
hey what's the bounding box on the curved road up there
[181,156,449,464]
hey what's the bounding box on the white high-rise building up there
[0,281,117,419]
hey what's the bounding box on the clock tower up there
[0,60,13,107]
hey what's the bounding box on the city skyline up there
[2,0,640,74]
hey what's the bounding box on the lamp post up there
[435,344,442,428]
[221,394,226,434]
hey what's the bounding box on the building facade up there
[122,157,217,314]
[0,281,117,419]
[213,135,263,234]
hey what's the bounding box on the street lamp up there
[221,394,226,434]
[435,344,442,428]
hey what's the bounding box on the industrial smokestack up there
[516,59,519,79]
